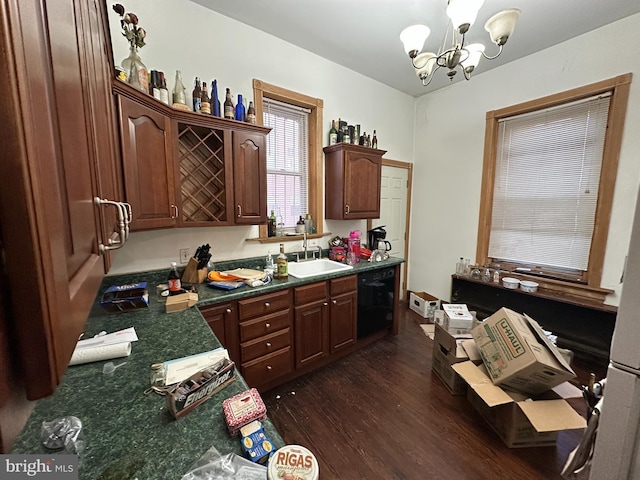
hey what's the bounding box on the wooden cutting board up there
[220,268,265,280]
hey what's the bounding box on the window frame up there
[476,73,631,302]
[253,79,324,240]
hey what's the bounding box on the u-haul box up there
[471,307,575,396]
[452,361,586,448]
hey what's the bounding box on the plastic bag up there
[181,445,266,480]
[40,416,85,455]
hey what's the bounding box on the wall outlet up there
[179,248,191,264]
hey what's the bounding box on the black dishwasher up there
[357,266,396,339]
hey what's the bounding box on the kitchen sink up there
[287,258,353,279]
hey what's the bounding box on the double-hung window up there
[263,98,310,229]
[477,74,631,300]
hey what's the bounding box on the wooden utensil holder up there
[181,257,207,284]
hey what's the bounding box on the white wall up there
[408,13,640,306]
[107,0,415,274]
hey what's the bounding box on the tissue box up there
[100,282,149,313]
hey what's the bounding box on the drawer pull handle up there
[266,342,272,347]
[265,323,271,328]
[265,302,270,308]
[267,365,272,371]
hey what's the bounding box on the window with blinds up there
[488,93,612,277]
[263,98,310,229]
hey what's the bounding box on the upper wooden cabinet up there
[0,0,121,400]
[324,143,386,219]
[114,82,270,229]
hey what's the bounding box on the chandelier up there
[400,0,521,86]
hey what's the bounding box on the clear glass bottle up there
[483,265,491,282]
[470,264,481,279]
[493,264,501,283]
[456,257,464,275]
[121,45,148,93]
[150,363,165,387]
[172,70,187,106]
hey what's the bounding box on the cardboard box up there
[452,361,586,447]
[442,304,475,333]
[409,292,441,319]
[166,358,236,419]
[431,323,473,395]
[100,282,149,313]
[471,307,576,396]
[165,291,198,313]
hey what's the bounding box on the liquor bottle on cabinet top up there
[149,70,160,99]
[158,71,169,105]
[268,210,276,237]
[372,130,378,149]
[224,88,234,119]
[172,70,187,106]
[235,94,246,121]
[329,120,338,145]
[192,77,202,112]
[211,79,220,117]
[247,101,256,124]
[201,82,211,114]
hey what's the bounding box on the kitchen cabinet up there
[236,290,293,390]
[113,82,270,229]
[0,0,122,406]
[293,275,358,369]
[323,143,386,219]
[198,302,239,363]
[118,95,176,229]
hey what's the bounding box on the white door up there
[374,165,409,298]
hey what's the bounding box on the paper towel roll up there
[69,342,132,366]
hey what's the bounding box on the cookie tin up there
[222,388,267,435]
[267,444,319,480]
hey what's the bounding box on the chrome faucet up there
[302,231,309,260]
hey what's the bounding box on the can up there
[267,444,319,480]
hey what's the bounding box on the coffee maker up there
[367,226,391,252]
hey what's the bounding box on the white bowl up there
[520,280,539,293]
[502,277,520,289]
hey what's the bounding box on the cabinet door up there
[198,302,239,363]
[330,291,358,353]
[294,301,330,368]
[0,0,114,400]
[119,96,176,230]
[232,131,267,224]
[344,152,382,218]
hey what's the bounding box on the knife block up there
[181,258,207,284]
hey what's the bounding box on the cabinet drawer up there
[239,310,291,342]
[240,328,291,363]
[294,281,328,305]
[238,289,290,321]
[331,274,357,296]
[241,347,293,388]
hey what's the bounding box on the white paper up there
[163,348,230,385]
[69,342,132,365]
[75,327,138,349]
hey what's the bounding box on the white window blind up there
[488,93,611,272]
[263,98,310,228]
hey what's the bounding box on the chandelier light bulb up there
[414,52,437,78]
[485,8,521,46]
[461,43,485,73]
[400,24,431,57]
[446,0,485,33]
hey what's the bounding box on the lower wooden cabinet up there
[201,273,360,392]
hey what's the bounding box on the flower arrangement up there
[113,3,146,49]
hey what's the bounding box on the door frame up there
[367,158,413,301]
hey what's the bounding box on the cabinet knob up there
[266,342,272,348]
[266,365,272,371]
[323,302,329,306]
[264,302,270,308]
[332,300,338,304]
[226,308,232,314]
[265,323,271,329]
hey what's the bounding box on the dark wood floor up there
[262,303,608,480]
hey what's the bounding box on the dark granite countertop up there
[11,255,403,479]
